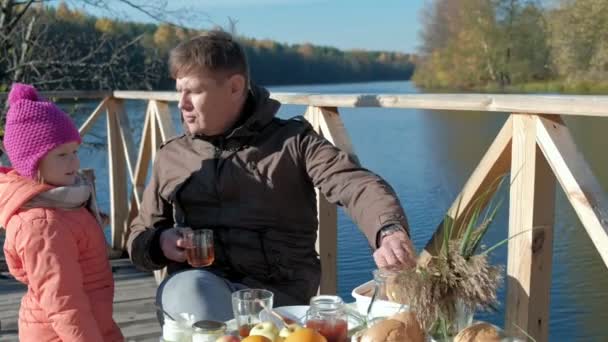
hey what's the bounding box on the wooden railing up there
[2,90,607,341]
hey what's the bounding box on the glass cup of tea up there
[231,289,274,338]
[182,228,214,267]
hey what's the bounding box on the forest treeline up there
[414,0,608,93]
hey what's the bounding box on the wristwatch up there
[377,224,408,247]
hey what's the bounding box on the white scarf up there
[22,172,103,226]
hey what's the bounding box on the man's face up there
[176,69,246,136]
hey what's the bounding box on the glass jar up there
[367,267,405,325]
[453,299,474,333]
[429,299,474,341]
[305,295,348,342]
[192,320,227,342]
[162,316,192,342]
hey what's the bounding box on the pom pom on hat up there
[8,83,39,105]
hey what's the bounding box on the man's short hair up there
[169,30,249,88]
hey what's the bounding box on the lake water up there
[65,81,608,341]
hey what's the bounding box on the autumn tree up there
[414,0,551,89]
[0,0,194,90]
[549,0,608,82]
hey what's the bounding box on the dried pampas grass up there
[388,242,503,331]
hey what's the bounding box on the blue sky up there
[76,0,425,54]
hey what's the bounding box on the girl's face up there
[38,142,80,186]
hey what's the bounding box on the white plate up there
[263,305,366,331]
[260,305,309,326]
[224,306,306,333]
[226,305,365,332]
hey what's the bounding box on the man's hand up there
[159,227,191,262]
[373,230,416,268]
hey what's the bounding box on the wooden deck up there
[0,254,161,342]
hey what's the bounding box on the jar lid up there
[192,320,227,332]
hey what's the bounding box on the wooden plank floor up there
[0,256,161,341]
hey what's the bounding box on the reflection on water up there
[63,81,607,341]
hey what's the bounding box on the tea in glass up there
[183,229,214,267]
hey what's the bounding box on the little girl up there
[0,83,124,341]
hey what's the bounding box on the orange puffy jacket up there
[0,169,123,341]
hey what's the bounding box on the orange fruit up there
[241,336,272,342]
[284,328,327,342]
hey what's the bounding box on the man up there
[127,30,416,322]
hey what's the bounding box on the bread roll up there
[453,322,502,342]
[359,312,424,342]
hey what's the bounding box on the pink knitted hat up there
[3,83,82,179]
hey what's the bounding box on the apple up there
[278,323,304,338]
[215,336,240,342]
[249,321,279,341]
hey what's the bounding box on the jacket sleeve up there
[18,218,104,342]
[127,154,174,271]
[4,232,27,284]
[299,126,409,248]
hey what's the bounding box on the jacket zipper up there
[214,138,225,209]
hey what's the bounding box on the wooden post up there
[505,114,555,342]
[420,116,513,265]
[114,99,139,257]
[304,106,337,295]
[153,101,177,141]
[316,191,338,295]
[535,115,608,268]
[150,103,160,160]
[78,98,109,136]
[304,106,358,295]
[106,99,129,252]
[148,100,176,285]
[128,103,153,220]
[114,99,138,186]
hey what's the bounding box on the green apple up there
[278,323,304,338]
[249,321,279,341]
